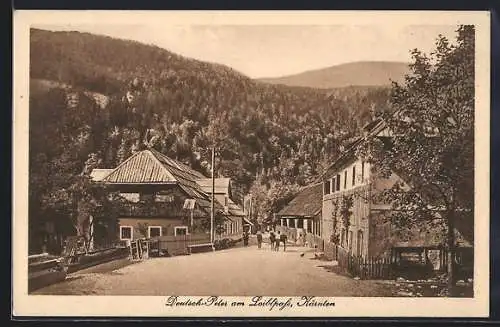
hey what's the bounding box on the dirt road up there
[33,245,394,296]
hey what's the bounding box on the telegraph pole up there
[210,147,215,243]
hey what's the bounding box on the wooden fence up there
[334,244,393,280]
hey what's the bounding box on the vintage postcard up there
[13,10,490,318]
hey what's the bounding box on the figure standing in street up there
[280,231,288,252]
[275,231,281,251]
[243,231,249,247]
[256,230,263,249]
[269,231,276,251]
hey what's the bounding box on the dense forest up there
[29,28,393,250]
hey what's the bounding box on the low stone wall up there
[66,247,130,273]
[28,255,67,293]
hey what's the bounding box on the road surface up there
[33,244,395,296]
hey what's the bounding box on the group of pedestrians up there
[255,229,288,251]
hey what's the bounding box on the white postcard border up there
[12,10,491,318]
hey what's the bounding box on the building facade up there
[196,178,250,240]
[322,156,373,257]
[320,118,473,263]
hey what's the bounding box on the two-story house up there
[196,177,251,240]
[91,148,246,249]
[320,118,472,269]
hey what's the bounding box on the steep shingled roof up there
[277,183,322,217]
[102,149,208,200]
[97,149,236,216]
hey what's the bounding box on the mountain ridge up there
[257,61,410,89]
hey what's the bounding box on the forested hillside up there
[29,28,392,239]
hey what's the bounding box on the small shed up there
[276,183,323,246]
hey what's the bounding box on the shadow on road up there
[73,258,137,275]
[317,264,353,278]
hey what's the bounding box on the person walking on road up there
[269,231,276,251]
[275,231,282,251]
[280,231,288,252]
[256,230,263,249]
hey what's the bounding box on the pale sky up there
[36,24,459,78]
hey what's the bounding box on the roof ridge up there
[102,150,142,182]
[145,149,178,183]
[149,148,206,181]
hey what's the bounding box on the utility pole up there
[210,147,215,243]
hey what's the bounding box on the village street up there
[33,243,395,296]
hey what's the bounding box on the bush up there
[214,238,239,250]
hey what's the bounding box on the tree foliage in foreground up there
[358,25,475,296]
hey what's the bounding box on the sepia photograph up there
[13,10,490,317]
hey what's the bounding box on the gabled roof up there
[277,183,322,217]
[97,149,237,217]
[102,149,207,200]
[196,178,231,195]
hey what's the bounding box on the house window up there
[283,219,288,227]
[120,193,140,203]
[289,219,296,228]
[352,166,356,186]
[336,174,341,191]
[120,226,133,240]
[307,220,313,233]
[341,228,346,247]
[297,219,304,229]
[174,226,188,236]
[332,176,336,192]
[155,194,174,202]
[361,161,365,181]
[148,226,162,238]
[324,180,331,195]
[344,170,348,189]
